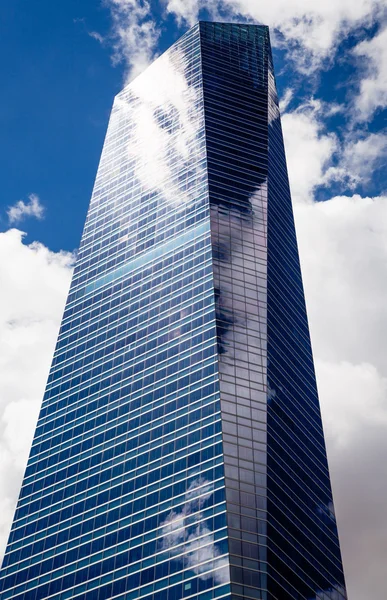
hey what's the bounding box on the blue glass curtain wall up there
[0,23,230,600]
[0,21,346,600]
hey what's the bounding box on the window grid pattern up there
[266,38,347,600]
[0,23,231,600]
[200,22,269,600]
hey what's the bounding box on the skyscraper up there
[0,21,347,600]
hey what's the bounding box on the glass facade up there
[0,22,347,600]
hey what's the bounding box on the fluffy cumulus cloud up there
[281,100,338,204]
[104,0,160,81]
[293,193,387,600]
[7,194,44,224]
[353,24,387,121]
[0,229,73,560]
[100,0,386,81]
[162,0,385,71]
[294,194,387,369]
[328,132,387,188]
[281,97,387,198]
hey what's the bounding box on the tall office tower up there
[0,21,346,600]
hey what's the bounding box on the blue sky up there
[1,2,387,599]
[1,1,386,250]
[0,1,121,250]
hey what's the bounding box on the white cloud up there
[316,360,387,600]
[161,478,230,584]
[327,132,387,187]
[89,31,105,44]
[353,25,387,121]
[101,0,385,89]
[112,43,205,208]
[295,194,387,370]
[293,193,387,599]
[279,88,293,113]
[316,360,387,450]
[281,100,337,203]
[0,229,73,561]
[163,0,384,72]
[7,194,44,224]
[105,0,160,82]
[281,100,387,202]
